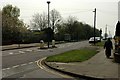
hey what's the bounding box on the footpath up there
[44,48,120,80]
[1,41,64,51]
[2,43,40,51]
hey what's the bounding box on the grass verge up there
[46,47,98,63]
[95,41,105,47]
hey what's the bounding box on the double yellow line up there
[36,57,72,78]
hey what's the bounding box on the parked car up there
[89,37,101,43]
[95,37,101,42]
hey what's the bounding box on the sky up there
[0,0,119,36]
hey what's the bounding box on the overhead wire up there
[60,9,93,15]
[97,9,117,16]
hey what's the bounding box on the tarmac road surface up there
[2,41,89,79]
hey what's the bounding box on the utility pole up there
[93,8,96,45]
[105,25,107,40]
[105,25,107,34]
[100,28,102,41]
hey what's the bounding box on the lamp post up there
[47,1,50,28]
[47,1,50,48]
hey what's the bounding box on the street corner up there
[42,58,70,74]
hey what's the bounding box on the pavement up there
[44,48,120,80]
[2,41,64,51]
[2,43,40,51]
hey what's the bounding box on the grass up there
[95,41,105,47]
[46,48,98,63]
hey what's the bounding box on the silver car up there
[89,37,101,43]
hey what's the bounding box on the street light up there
[47,1,50,28]
[52,19,60,40]
[47,1,50,48]
[53,19,60,33]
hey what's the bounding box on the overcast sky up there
[0,0,119,36]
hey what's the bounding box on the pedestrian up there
[104,38,113,58]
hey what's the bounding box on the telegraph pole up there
[105,25,107,40]
[100,28,102,41]
[93,8,96,45]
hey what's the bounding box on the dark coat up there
[104,39,113,57]
[104,40,113,50]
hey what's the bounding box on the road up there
[2,41,89,79]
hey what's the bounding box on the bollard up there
[52,40,55,48]
[40,40,44,49]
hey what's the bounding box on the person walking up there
[104,38,113,58]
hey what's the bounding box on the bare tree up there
[66,16,78,24]
[30,12,47,30]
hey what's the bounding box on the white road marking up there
[9,52,13,55]
[12,65,20,68]
[28,62,34,64]
[6,68,10,70]
[2,61,35,71]
[26,49,32,52]
[2,69,6,71]
[19,51,25,53]
[37,50,44,52]
[37,50,41,52]
[21,63,27,66]
[58,44,72,48]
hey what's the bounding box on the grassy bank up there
[46,47,98,63]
